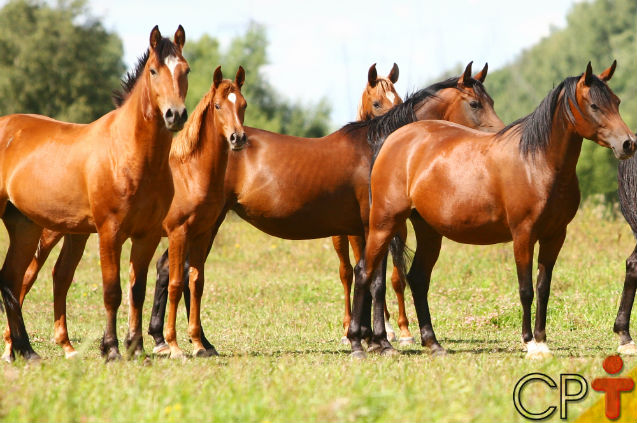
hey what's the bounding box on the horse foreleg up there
[97,226,123,362]
[187,229,217,357]
[148,248,170,354]
[165,228,187,359]
[126,232,160,358]
[391,221,412,344]
[615,243,637,354]
[512,229,542,359]
[532,231,566,358]
[52,233,89,358]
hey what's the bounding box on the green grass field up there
[0,203,634,422]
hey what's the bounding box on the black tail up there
[389,234,414,284]
[618,149,637,238]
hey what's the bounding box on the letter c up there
[513,373,558,420]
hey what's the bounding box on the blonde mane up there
[170,84,215,161]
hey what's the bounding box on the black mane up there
[498,74,613,156]
[343,77,492,157]
[112,37,180,108]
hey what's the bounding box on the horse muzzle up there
[229,132,247,151]
[164,107,188,132]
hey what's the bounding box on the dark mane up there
[112,37,180,108]
[343,77,492,157]
[498,74,613,157]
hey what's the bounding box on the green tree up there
[184,23,331,137]
[483,0,637,201]
[0,0,124,123]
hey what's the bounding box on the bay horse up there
[334,61,409,344]
[0,26,190,361]
[145,61,504,356]
[8,66,247,358]
[614,132,637,355]
[348,61,636,359]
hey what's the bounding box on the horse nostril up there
[623,140,634,154]
[230,133,237,143]
[181,109,188,123]
[165,109,173,119]
[240,133,247,143]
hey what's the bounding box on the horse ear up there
[368,63,378,87]
[599,60,617,82]
[473,63,488,83]
[583,61,594,86]
[213,66,223,88]
[235,66,245,88]
[387,63,399,83]
[173,25,185,50]
[149,25,162,50]
[458,61,474,87]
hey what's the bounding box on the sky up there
[87,0,580,125]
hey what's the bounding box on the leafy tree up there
[0,0,125,123]
[184,23,331,137]
[483,0,636,201]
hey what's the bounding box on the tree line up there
[0,0,634,200]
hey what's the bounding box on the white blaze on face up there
[164,55,180,78]
[386,91,396,103]
[228,93,237,104]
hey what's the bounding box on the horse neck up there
[540,115,583,177]
[113,76,172,169]
[179,106,229,188]
[413,97,447,121]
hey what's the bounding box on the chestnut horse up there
[10,66,247,358]
[334,62,408,344]
[349,62,636,359]
[143,62,503,356]
[0,26,190,361]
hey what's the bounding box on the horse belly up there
[233,199,364,240]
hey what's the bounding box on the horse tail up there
[618,150,637,238]
[388,233,414,286]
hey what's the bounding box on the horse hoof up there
[105,350,122,363]
[350,350,367,360]
[65,351,79,360]
[386,331,397,342]
[194,348,217,358]
[340,336,350,345]
[432,347,448,357]
[169,349,186,360]
[1,353,12,363]
[152,342,170,356]
[381,347,400,357]
[618,341,637,355]
[367,342,382,354]
[525,341,552,360]
[399,337,415,346]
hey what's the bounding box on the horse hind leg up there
[408,215,445,355]
[390,221,413,345]
[0,212,43,361]
[614,243,637,355]
[52,233,88,358]
[332,235,354,344]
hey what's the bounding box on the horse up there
[614,136,637,355]
[334,62,409,344]
[144,61,504,356]
[348,61,636,359]
[356,63,401,120]
[9,66,247,358]
[0,26,190,361]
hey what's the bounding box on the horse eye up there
[591,103,599,111]
[185,68,191,75]
[150,68,157,76]
[470,101,481,109]
[215,103,220,110]
[373,101,381,108]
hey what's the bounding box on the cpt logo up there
[513,355,634,420]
